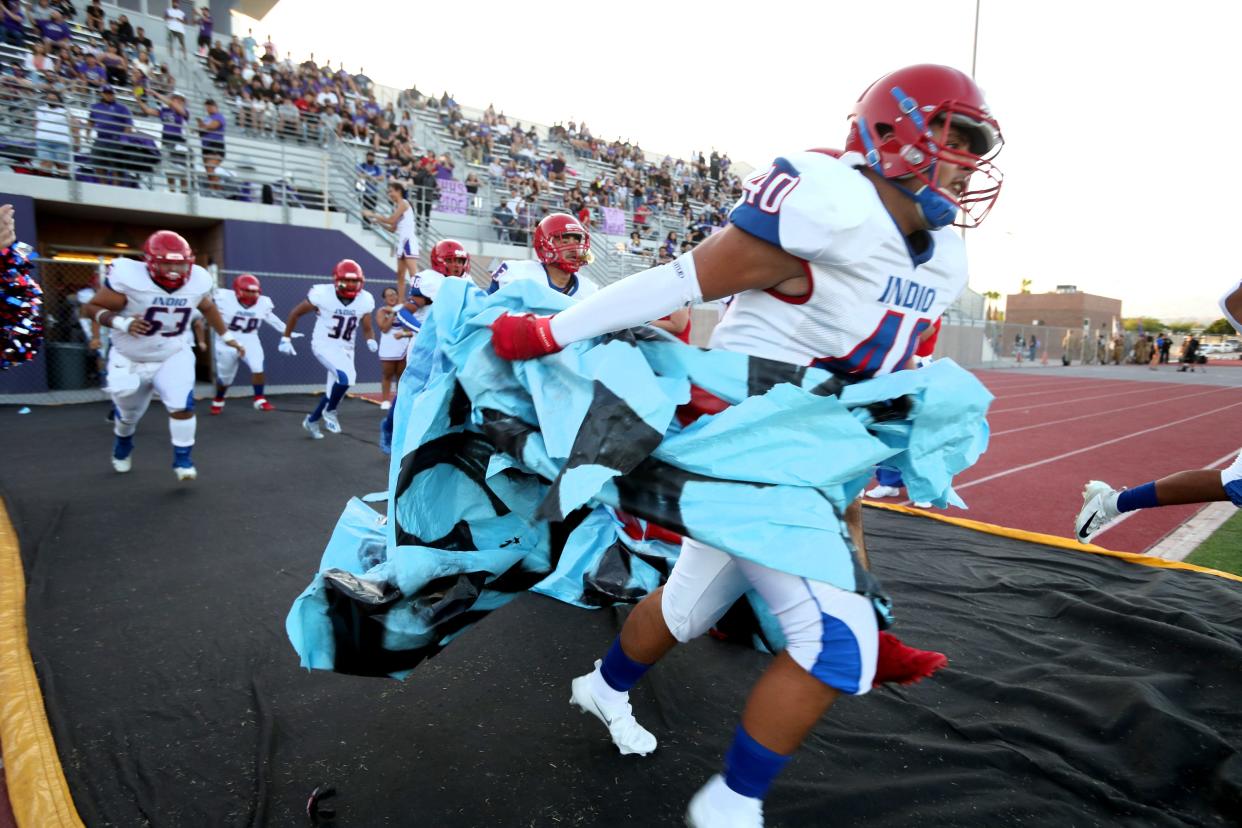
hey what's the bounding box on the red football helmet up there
[534,213,592,274]
[430,239,470,277]
[233,273,261,306]
[143,230,195,291]
[333,259,365,299]
[845,64,1003,228]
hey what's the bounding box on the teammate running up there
[209,273,298,414]
[281,259,377,439]
[81,230,244,481]
[1075,280,1242,542]
[489,65,1004,826]
[488,213,594,299]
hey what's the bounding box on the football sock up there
[253,383,264,397]
[723,724,791,799]
[1117,482,1158,513]
[169,415,196,447]
[599,636,652,693]
[309,395,329,422]
[326,381,349,412]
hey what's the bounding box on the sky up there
[230,0,1237,321]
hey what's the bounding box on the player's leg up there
[246,344,273,410]
[686,563,877,828]
[572,538,748,756]
[865,466,903,499]
[319,353,356,433]
[152,348,200,481]
[1076,460,1238,542]
[107,351,154,472]
[212,339,240,415]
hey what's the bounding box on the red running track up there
[931,371,1242,553]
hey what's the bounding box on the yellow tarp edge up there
[0,498,83,827]
[862,501,1242,584]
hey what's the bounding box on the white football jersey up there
[714,151,968,377]
[212,289,281,339]
[308,283,375,354]
[488,259,597,300]
[106,257,212,362]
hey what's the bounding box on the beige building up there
[1005,285,1122,331]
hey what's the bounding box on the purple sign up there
[436,179,468,215]
[601,206,626,236]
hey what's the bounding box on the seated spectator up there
[51,0,74,18]
[132,48,152,79]
[117,14,135,48]
[101,45,129,87]
[1,1,24,49]
[151,63,174,96]
[492,201,516,242]
[24,43,57,78]
[319,104,342,142]
[207,40,230,80]
[435,153,455,180]
[76,53,108,93]
[31,0,54,28]
[627,230,643,255]
[39,10,72,45]
[200,153,238,199]
[133,27,154,57]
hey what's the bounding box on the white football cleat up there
[686,775,764,828]
[570,661,657,756]
[865,485,901,499]
[1075,480,1121,543]
[111,456,132,473]
[302,416,324,440]
[173,465,197,482]
[912,501,933,509]
[321,410,341,434]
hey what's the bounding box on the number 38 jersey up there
[106,257,212,363]
[714,150,969,378]
[212,289,281,340]
[308,283,375,355]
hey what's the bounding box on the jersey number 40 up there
[741,164,800,215]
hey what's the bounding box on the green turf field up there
[1186,510,1242,576]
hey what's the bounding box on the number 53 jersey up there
[105,257,213,363]
[308,283,375,356]
[715,150,969,378]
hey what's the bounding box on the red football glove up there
[873,631,948,687]
[490,312,562,360]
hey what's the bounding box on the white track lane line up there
[953,399,1242,492]
[989,380,1178,403]
[991,387,1240,437]
[989,382,1239,415]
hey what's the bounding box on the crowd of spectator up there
[4,1,744,259]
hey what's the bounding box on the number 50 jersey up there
[106,257,212,363]
[715,150,969,378]
[308,283,375,356]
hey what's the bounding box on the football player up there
[1076,279,1242,542]
[81,230,245,481]
[489,65,1003,826]
[209,273,298,414]
[281,259,377,439]
[487,213,595,299]
[378,239,470,454]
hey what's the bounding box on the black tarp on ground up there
[2,401,1241,827]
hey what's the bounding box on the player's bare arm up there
[82,285,155,335]
[361,311,377,345]
[198,296,245,355]
[283,299,316,338]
